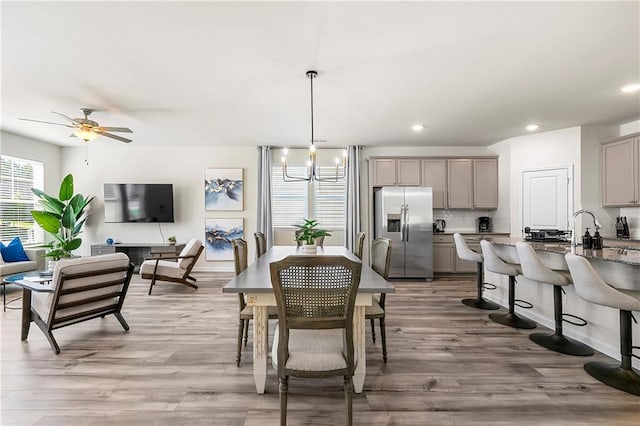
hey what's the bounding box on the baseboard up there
[193,266,234,273]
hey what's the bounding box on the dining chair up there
[270,255,362,426]
[231,238,277,366]
[365,237,392,363]
[254,232,267,259]
[353,232,366,260]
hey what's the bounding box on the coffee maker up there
[478,216,491,232]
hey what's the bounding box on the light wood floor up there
[1,273,639,425]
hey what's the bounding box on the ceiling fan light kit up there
[19,107,133,143]
[281,70,347,183]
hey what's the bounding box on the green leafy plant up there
[31,174,94,260]
[294,218,331,245]
[167,236,177,245]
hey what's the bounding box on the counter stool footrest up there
[584,361,640,396]
[529,332,594,356]
[482,282,497,291]
[489,312,537,329]
[461,298,500,310]
[562,313,588,327]
[514,299,533,309]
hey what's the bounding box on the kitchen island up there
[474,237,640,370]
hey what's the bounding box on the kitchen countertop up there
[491,237,640,267]
[436,231,510,235]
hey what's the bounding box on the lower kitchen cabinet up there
[433,243,455,273]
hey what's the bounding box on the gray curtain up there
[257,146,273,248]
[344,145,361,251]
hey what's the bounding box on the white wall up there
[1,131,62,196]
[61,143,258,271]
[619,118,640,136]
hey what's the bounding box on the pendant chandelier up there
[281,70,347,182]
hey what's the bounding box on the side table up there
[2,271,52,312]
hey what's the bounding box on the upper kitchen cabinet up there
[602,135,639,206]
[422,159,447,208]
[473,158,498,209]
[371,158,421,186]
[447,159,473,208]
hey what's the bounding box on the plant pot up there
[47,260,58,272]
[302,244,317,254]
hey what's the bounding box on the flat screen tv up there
[104,183,174,223]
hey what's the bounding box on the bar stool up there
[516,243,593,356]
[565,253,640,396]
[453,233,499,310]
[480,240,537,329]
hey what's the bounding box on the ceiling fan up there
[19,108,133,143]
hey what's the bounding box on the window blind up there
[315,165,346,230]
[271,165,308,227]
[0,155,44,244]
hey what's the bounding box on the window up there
[0,155,44,244]
[271,155,346,230]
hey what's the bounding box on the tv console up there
[91,243,185,272]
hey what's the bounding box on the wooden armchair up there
[270,255,362,426]
[140,239,204,295]
[14,253,134,354]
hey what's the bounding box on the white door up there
[522,166,572,230]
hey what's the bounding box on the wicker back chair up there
[365,237,392,363]
[254,232,267,259]
[354,232,366,260]
[270,255,362,426]
[231,238,277,366]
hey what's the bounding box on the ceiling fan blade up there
[98,127,133,133]
[51,111,81,123]
[18,118,74,128]
[99,132,132,143]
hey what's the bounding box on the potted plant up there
[31,174,94,268]
[167,236,177,245]
[294,218,331,254]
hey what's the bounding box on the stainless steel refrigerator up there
[374,187,433,279]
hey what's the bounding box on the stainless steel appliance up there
[374,187,433,279]
[478,216,491,232]
[434,219,446,233]
[523,227,571,242]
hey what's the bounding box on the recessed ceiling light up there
[412,124,424,132]
[526,124,539,131]
[620,83,640,93]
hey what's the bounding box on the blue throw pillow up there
[0,237,30,262]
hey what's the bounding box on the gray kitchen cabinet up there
[371,158,421,186]
[447,159,473,208]
[422,159,447,209]
[473,158,498,209]
[433,242,455,273]
[602,136,639,206]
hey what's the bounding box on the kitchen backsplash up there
[433,209,504,233]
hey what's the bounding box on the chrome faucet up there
[570,209,602,251]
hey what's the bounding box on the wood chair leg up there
[243,320,249,346]
[148,277,156,295]
[44,330,60,354]
[370,318,376,343]
[236,319,244,367]
[344,375,353,426]
[180,280,198,290]
[380,317,387,363]
[21,290,32,341]
[114,312,129,331]
[280,376,288,426]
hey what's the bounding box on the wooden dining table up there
[222,245,396,394]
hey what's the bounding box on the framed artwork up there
[205,168,243,211]
[205,218,244,261]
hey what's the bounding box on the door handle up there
[400,204,405,242]
[404,205,410,241]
